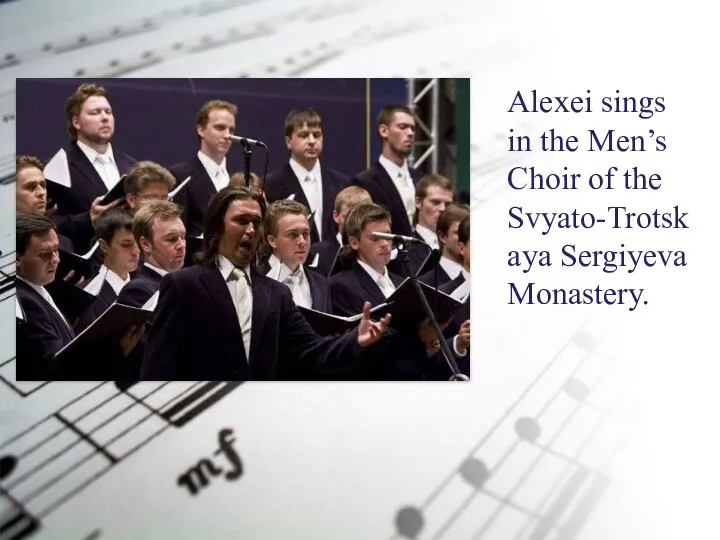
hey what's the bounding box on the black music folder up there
[299,304,390,336]
[57,242,99,282]
[100,175,127,206]
[54,302,152,361]
[45,280,97,322]
[384,278,462,330]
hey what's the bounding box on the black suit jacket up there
[351,160,422,236]
[308,236,341,278]
[439,274,470,339]
[140,263,367,381]
[74,280,118,333]
[169,156,232,237]
[418,263,451,288]
[16,279,75,380]
[328,261,428,380]
[264,163,349,243]
[51,143,135,250]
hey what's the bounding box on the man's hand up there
[119,324,145,357]
[90,196,122,226]
[357,301,391,348]
[457,319,470,351]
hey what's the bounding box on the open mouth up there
[239,239,253,251]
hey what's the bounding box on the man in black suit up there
[123,161,177,215]
[351,105,422,236]
[328,203,448,380]
[114,200,186,383]
[15,213,141,380]
[75,208,140,332]
[264,108,349,244]
[419,203,470,288]
[47,83,134,251]
[118,199,186,308]
[169,99,238,237]
[262,200,331,312]
[437,215,470,377]
[141,185,391,381]
[308,185,372,277]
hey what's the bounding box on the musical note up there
[391,315,631,540]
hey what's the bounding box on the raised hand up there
[357,301,391,348]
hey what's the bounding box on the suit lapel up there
[198,265,247,363]
[249,272,271,363]
[353,262,386,306]
[319,166,336,238]
[305,269,324,310]
[68,143,108,194]
[191,156,218,201]
[373,161,411,230]
[18,280,75,338]
[280,164,310,208]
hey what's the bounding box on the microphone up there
[371,232,425,245]
[229,134,267,147]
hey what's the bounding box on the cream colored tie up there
[376,275,394,299]
[96,153,119,190]
[284,270,310,309]
[227,268,252,359]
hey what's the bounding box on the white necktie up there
[227,268,252,359]
[96,153,119,190]
[376,275,395,299]
[397,171,415,223]
[284,270,310,309]
[215,166,229,190]
[304,175,322,237]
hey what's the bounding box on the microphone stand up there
[396,243,469,381]
[240,140,253,188]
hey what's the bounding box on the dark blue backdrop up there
[16,78,406,177]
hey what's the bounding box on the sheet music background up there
[2,0,720,538]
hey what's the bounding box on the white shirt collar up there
[197,151,227,179]
[439,256,464,280]
[289,158,322,183]
[217,254,251,284]
[415,224,439,248]
[77,139,116,166]
[267,254,305,283]
[356,258,389,283]
[378,154,410,181]
[144,261,168,277]
[105,267,131,296]
[336,231,342,246]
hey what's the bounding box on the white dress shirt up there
[77,140,121,191]
[379,154,416,225]
[289,158,323,239]
[439,256,464,281]
[105,268,131,296]
[267,254,313,309]
[143,262,169,277]
[217,255,252,359]
[415,224,440,250]
[357,259,396,298]
[198,151,230,192]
